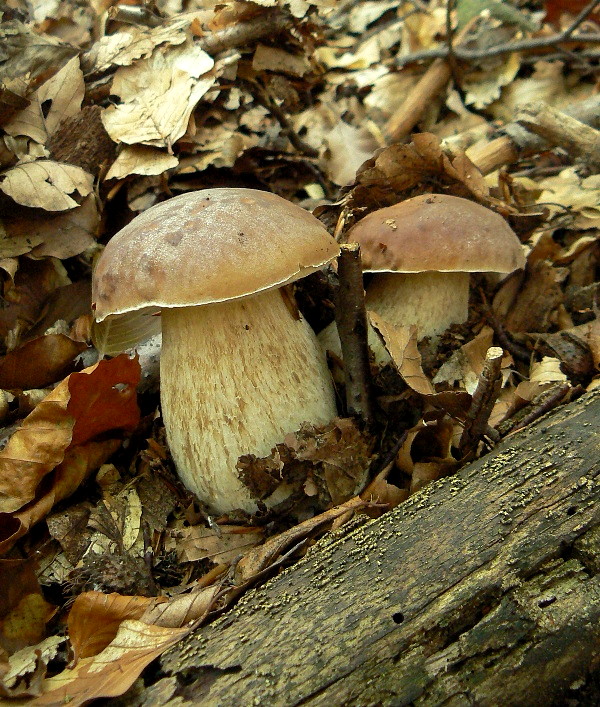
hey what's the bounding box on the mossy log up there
[143,389,600,706]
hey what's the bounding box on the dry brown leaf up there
[102,43,216,148]
[0,356,140,553]
[369,315,435,395]
[5,440,122,555]
[433,326,513,393]
[504,260,566,333]
[361,474,408,510]
[463,49,521,110]
[410,459,457,494]
[325,121,379,186]
[0,557,55,656]
[0,592,56,656]
[0,334,87,390]
[537,170,600,230]
[3,194,99,260]
[68,591,161,662]
[33,620,189,706]
[105,145,179,180]
[82,18,191,75]
[252,44,311,76]
[234,496,367,585]
[24,281,92,341]
[0,160,93,211]
[0,21,77,95]
[140,584,219,628]
[354,132,488,202]
[529,356,568,385]
[3,56,84,143]
[0,635,64,699]
[37,582,219,703]
[168,524,264,564]
[0,258,70,342]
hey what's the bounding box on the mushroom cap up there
[93,188,339,322]
[346,194,526,274]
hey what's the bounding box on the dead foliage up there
[0,0,598,702]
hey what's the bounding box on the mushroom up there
[320,194,525,363]
[92,188,340,514]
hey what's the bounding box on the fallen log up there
[142,388,600,705]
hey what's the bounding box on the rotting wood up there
[139,389,600,706]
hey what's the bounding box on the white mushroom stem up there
[160,288,337,515]
[365,271,470,337]
[319,271,470,365]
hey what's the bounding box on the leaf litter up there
[0,0,598,701]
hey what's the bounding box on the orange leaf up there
[68,592,160,662]
[33,621,189,706]
[0,356,140,553]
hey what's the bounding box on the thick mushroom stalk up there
[319,271,469,365]
[365,271,470,338]
[161,288,337,514]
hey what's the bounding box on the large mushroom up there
[93,188,340,514]
[320,194,525,363]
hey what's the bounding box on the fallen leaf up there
[252,44,311,76]
[68,592,160,662]
[34,620,189,706]
[0,160,93,211]
[0,334,87,390]
[82,18,191,75]
[0,635,65,699]
[168,524,264,564]
[354,133,489,203]
[234,496,368,585]
[3,56,84,143]
[3,194,99,260]
[503,260,566,333]
[369,315,435,395]
[105,145,179,180]
[102,42,216,148]
[0,356,140,552]
[0,557,54,655]
[0,258,71,343]
[537,169,600,230]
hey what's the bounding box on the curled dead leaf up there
[0,161,93,211]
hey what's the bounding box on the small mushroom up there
[93,188,340,514]
[320,194,525,363]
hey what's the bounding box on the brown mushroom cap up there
[93,188,339,322]
[346,194,525,274]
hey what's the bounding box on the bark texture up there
[143,389,600,706]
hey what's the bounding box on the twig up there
[395,0,600,66]
[507,383,571,434]
[515,101,600,170]
[385,59,452,141]
[385,19,474,141]
[197,9,292,56]
[334,243,373,427]
[467,95,600,174]
[242,81,319,158]
[395,32,600,66]
[483,301,531,364]
[445,0,461,88]
[459,346,503,456]
[107,4,163,27]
